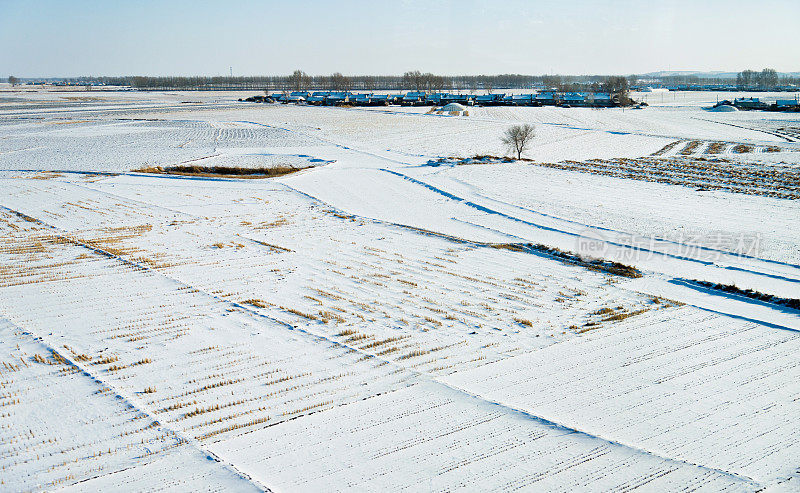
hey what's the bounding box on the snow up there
[443,307,800,484]
[0,87,798,492]
[213,381,755,492]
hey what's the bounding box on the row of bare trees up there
[736,68,779,89]
[36,71,796,92]
[288,70,370,91]
[82,72,640,93]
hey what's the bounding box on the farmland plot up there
[0,315,262,492]
[443,307,800,484]
[1,88,799,491]
[400,158,800,265]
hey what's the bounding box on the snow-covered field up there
[1,87,798,492]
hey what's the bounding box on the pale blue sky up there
[1,0,798,77]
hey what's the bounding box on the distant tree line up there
[735,68,780,89]
[82,71,637,94]
[33,70,799,92]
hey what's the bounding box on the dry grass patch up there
[532,156,799,199]
[341,331,371,343]
[134,165,310,178]
[601,308,649,322]
[493,242,642,278]
[92,355,119,365]
[705,142,727,154]
[318,310,346,323]
[360,336,407,350]
[651,140,683,156]
[285,308,318,320]
[692,280,800,310]
[241,299,269,308]
[28,172,64,180]
[397,349,430,360]
[679,141,703,155]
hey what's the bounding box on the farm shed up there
[402,92,427,106]
[509,94,534,106]
[474,94,505,106]
[426,93,443,105]
[562,93,587,106]
[734,97,767,110]
[350,94,371,105]
[589,93,613,107]
[324,92,350,106]
[535,92,558,105]
[776,99,799,109]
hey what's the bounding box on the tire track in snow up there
[377,168,800,285]
[435,172,800,271]
[694,117,798,143]
[280,178,800,334]
[259,121,800,278]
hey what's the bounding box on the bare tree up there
[482,76,493,94]
[403,70,423,91]
[433,74,447,91]
[738,69,756,88]
[8,75,19,86]
[422,72,434,91]
[601,75,628,94]
[363,75,375,91]
[602,75,633,106]
[759,68,778,89]
[330,72,351,91]
[501,124,535,160]
[290,70,309,91]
